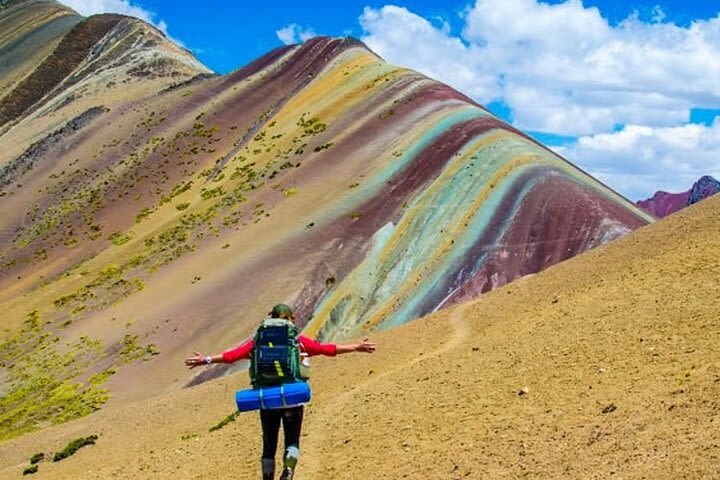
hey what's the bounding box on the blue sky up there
[61,1,720,199]
[67,1,720,74]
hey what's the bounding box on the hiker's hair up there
[272,311,294,320]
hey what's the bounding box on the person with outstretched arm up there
[185,304,376,480]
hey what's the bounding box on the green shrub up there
[30,453,44,464]
[22,465,38,475]
[135,207,153,223]
[53,435,98,462]
[108,232,132,246]
[209,411,239,432]
[313,142,333,152]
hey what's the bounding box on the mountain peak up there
[0,5,210,131]
[637,175,719,217]
[689,175,720,205]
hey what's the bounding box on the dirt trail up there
[0,195,718,479]
[301,302,471,476]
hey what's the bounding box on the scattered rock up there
[517,387,529,396]
[601,403,617,414]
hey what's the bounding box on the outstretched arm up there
[185,338,254,369]
[335,338,376,354]
[299,336,376,356]
[185,351,224,369]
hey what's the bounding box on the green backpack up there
[249,318,302,388]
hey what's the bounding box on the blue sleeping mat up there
[236,381,311,412]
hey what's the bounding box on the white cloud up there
[59,0,183,46]
[276,24,317,45]
[360,1,720,136]
[555,119,720,199]
[359,6,500,104]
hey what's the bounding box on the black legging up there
[260,406,304,467]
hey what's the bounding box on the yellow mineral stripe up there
[304,130,543,336]
[362,146,540,329]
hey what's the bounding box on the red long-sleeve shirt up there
[222,336,337,363]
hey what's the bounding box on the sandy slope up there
[0,195,718,479]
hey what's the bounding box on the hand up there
[185,351,208,369]
[355,339,376,353]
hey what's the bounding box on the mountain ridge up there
[0,0,210,138]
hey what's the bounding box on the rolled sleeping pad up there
[236,381,311,412]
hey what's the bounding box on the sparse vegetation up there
[297,113,327,137]
[200,186,223,200]
[0,311,110,441]
[118,334,160,363]
[22,465,38,475]
[313,142,334,152]
[53,435,99,462]
[379,109,395,119]
[135,207,154,223]
[1,100,344,443]
[161,181,193,204]
[209,411,239,432]
[108,231,132,246]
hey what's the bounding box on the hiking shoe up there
[279,467,294,480]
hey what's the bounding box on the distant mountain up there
[637,175,720,218]
[0,1,653,439]
[0,0,211,133]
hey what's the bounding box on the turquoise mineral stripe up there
[376,146,544,329]
[381,132,616,327]
[380,164,549,329]
[315,130,544,334]
[311,115,650,337]
[333,105,490,213]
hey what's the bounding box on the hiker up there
[185,303,376,480]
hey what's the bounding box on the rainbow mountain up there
[0,0,653,439]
